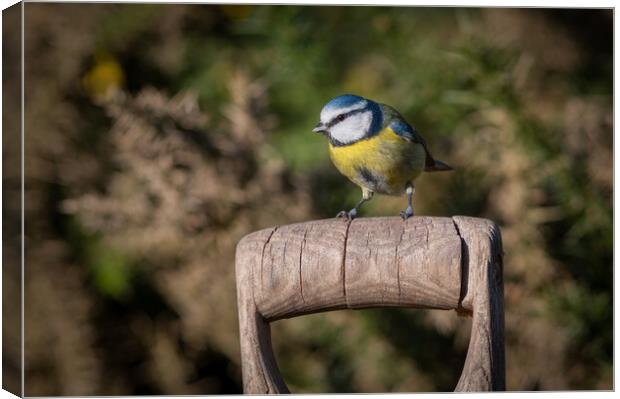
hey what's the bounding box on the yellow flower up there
[82,52,125,100]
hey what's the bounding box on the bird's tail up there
[425,159,453,172]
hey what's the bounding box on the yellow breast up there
[328,127,426,195]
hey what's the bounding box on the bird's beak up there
[312,123,327,134]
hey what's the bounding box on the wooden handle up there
[235,216,504,393]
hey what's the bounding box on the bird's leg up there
[400,182,415,220]
[337,188,373,220]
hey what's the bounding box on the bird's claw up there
[400,206,414,220]
[336,210,349,219]
[336,208,357,220]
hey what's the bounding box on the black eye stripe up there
[327,108,365,128]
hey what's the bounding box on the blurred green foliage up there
[13,4,612,394]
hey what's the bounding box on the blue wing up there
[390,119,420,143]
[381,104,452,171]
[389,117,444,171]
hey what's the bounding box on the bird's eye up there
[336,114,345,122]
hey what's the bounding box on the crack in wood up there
[452,217,469,314]
[299,228,308,304]
[260,226,278,296]
[342,219,353,307]
[396,222,405,305]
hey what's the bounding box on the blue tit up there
[313,94,452,220]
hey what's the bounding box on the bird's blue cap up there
[323,94,367,112]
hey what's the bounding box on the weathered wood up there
[235,228,289,393]
[453,216,505,391]
[344,217,461,309]
[235,216,504,393]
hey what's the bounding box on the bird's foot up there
[336,208,358,220]
[399,206,414,220]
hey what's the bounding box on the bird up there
[312,94,452,220]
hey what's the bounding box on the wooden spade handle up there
[235,216,505,393]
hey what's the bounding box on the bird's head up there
[313,94,383,146]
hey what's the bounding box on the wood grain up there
[235,216,504,393]
[235,228,289,393]
[453,216,505,391]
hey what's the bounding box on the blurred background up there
[2,3,612,394]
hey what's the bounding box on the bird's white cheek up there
[330,111,372,144]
